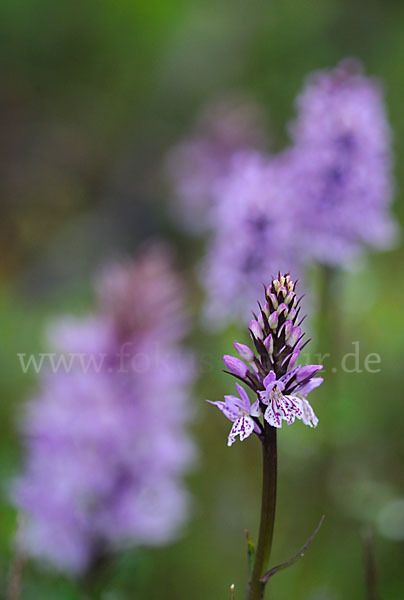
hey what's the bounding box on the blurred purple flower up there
[289,59,398,265]
[12,246,195,574]
[200,151,302,325]
[166,95,268,232]
[167,59,398,326]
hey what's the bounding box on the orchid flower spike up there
[208,273,324,445]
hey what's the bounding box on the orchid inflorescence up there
[209,273,323,446]
[13,246,195,574]
[169,60,398,326]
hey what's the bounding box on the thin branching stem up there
[260,515,325,586]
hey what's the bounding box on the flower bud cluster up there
[224,274,306,393]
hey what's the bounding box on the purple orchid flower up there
[257,367,323,428]
[208,383,260,446]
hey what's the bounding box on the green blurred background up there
[1,0,404,598]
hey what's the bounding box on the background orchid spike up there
[288,59,398,265]
[210,273,323,445]
[13,247,196,574]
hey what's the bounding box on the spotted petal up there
[207,398,239,422]
[299,397,319,428]
[264,394,302,428]
[282,395,303,424]
[264,398,284,428]
[227,415,255,446]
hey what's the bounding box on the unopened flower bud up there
[249,319,263,340]
[268,293,278,309]
[285,291,295,305]
[264,334,273,355]
[233,342,255,363]
[258,312,265,329]
[268,311,278,330]
[283,320,293,340]
[277,303,288,318]
[223,355,249,378]
[287,326,301,347]
[288,350,300,370]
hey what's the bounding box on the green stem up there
[363,527,379,600]
[247,425,277,600]
[7,549,24,600]
[80,549,110,600]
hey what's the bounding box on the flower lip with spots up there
[258,367,323,429]
[208,383,260,446]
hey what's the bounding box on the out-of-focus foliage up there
[1,0,404,598]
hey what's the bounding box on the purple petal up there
[223,355,249,378]
[297,377,324,396]
[263,371,277,390]
[279,365,301,386]
[235,383,250,411]
[207,399,238,422]
[295,364,323,382]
